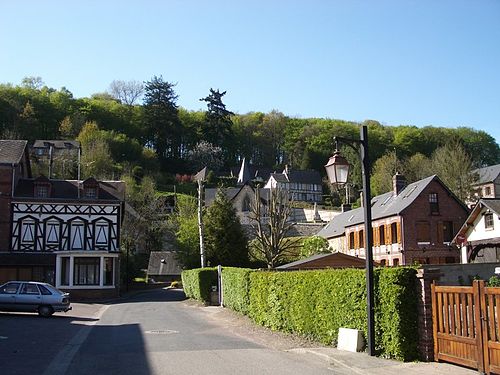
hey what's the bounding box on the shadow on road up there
[117,287,186,304]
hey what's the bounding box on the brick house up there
[0,140,124,299]
[317,174,469,266]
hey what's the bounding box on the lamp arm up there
[333,136,363,153]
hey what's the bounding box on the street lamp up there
[324,125,375,356]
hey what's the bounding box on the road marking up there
[144,329,179,335]
[42,305,109,375]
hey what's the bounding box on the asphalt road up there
[1,288,336,375]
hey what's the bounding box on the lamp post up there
[324,125,375,356]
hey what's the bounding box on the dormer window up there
[84,187,97,199]
[35,185,49,198]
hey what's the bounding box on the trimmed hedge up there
[221,267,254,314]
[181,267,218,304]
[182,266,419,361]
[247,267,418,361]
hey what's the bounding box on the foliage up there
[300,236,330,258]
[108,80,144,105]
[249,186,302,268]
[220,267,254,314]
[169,194,200,269]
[204,190,249,267]
[488,275,500,287]
[181,267,218,304]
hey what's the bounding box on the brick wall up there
[0,166,13,251]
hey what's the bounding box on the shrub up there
[181,268,218,304]
[221,267,254,314]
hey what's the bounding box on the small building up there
[472,164,500,200]
[318,174,469,266]
[147,251,182,282]
[264,165,323,203]
[453,198,500,263]
[276,252,371,271]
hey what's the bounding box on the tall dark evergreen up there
[199,88,234,164]
[143,76,181,166]
[204,190,248,267]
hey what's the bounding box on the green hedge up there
[221,267,254,314]
[181,267,218,304]
[183,266,418,361]
[247,267,418,361]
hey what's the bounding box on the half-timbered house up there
[0,140,125,299]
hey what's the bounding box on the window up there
[70,221,85,250]
[84,187,97,199]
[485,213,494,230]
[391,223,398,244]
[45,220,60,244]
[38,284,52,295]
[242,197,251,212]
[349,232,355,249]
[21,219,36,244]
[20,283,40,295]
[380,259,386,266]
[429,193,439,214]
[60,257,70,286]
[104,258,114,286]
[0,282,20,294]
[442,221,454,243]
[359,229,364,248]
[379,226,385,245]
[485,186,492,196]
[416,221,431,243]
[74,257,100,285]
[35,185,49,198]
[393,258,399,267]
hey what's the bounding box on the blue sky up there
[1,0,499,144]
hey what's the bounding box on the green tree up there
[143,76,181,163]
[300,236,330,258]
[431,141,478,202]
[204,190,248,267]
[77,121,116,179]
[370,150,403,196]
[169,195,200,269]
[200,88,234,164]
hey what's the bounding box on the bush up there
[181,268,218,304]
[221,267,254,314]
[247,267,418,361]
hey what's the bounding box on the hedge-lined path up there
[60,287,337,374]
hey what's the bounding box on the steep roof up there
[318,175,458,239]
[0,140,28,165]
[453,198,500,244]
[33,140,80,149]
[286,169,322,184]
[474,164,500,185]
[204,185,270,206]
[14,179,125,201]
[237,158,252,185]
[147,251,182,276]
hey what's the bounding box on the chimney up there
[393,173,406,196]
[341,203,352,212]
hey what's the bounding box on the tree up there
[21,76,44,90]
[187,140,224,172]
[370,150,403,196]
[300,236,330,258]
[77,121,116,179]
[168,195,200,269]
[200,89,234,164]
[249,186,301,268]
[204,190,248,266]
[143,76,181,163]
[108,80,144,105]
[431,141,478,202]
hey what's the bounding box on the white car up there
[0,281,71,317]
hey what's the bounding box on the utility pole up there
[198,179,206,267]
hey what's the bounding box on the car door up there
[15,283,42,312]
[0,282,21,310]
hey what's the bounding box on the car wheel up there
[38,305,54,317]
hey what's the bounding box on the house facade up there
[0,140,124,299]
[453,199,500,264]
[472,164,500,201]
[264,165,323,203]
[318,174,469,266]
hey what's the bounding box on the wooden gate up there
[432,280,500,374]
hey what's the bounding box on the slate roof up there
[204,185,270,206]
[453,198,500,244]
[33,140,80,149]
[147,251,182,276]
[287,169,322,184]
[318,175,455,239]
[474,164,500,185]
[14,179,125,201]
[0,140,28,164]
[276,252,369,270]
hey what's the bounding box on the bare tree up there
[108,80,144,105]
[249,186,301,268]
